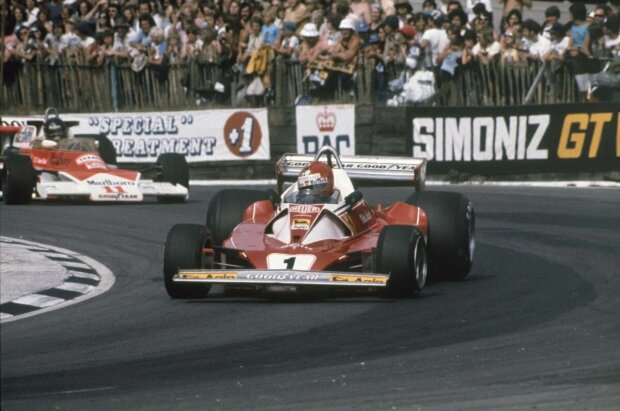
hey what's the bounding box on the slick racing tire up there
[2,152,36,205]
[376,225,427,298]
[156,153,189,203]
[206,189,271,246]
[407,191,475,281]
[95,135,117,166]
[163,224,212,299]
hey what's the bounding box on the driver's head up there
[298,161,335,201]
[43,117,67,141]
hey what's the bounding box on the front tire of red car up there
[376,225,427,298]
[163,224,212,299]
[407,191,475,281]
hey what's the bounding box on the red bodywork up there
[21,146,139,181]
[225,199,429,271]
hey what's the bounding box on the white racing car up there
[0,109,189,204]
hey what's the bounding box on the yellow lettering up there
[587,113,613,158]
[558,114,589,159]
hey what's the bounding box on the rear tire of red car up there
[163,224,212,299]
[206,189,270,245]
[156,153,189,203]
[407,191,475,281]
[376,225,427,298]
[2,152,35,205]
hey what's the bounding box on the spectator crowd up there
[2,0,620,104]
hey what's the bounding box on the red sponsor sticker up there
[289,205,321,213]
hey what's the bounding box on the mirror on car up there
[345,190,363,206]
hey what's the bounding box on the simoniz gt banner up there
[406,103,620,174]
[4,109,270,163]
[296,104,355,156]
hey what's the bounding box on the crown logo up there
[316,109,336,132]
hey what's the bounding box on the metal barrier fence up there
[435,59,578,107]
[1,56,580,113]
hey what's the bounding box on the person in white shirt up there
[420,10,449,68]
[60,19,81,53]
[472,27,501,64]
[275,21,300,59]
[543,23,570,61]
[522,19,551,61]
[603,16,620,58]
[112,17,135,58]
[24,0,40,26]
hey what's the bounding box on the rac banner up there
[296,104,355,156]
[406,103,620,174]
[3,109,270,163]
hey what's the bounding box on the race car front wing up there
[35,179,188,201]
[174,269,389,288]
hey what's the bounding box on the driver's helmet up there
[43,117,67,141]
[296,161,335,204]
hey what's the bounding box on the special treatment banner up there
[3,109,270,163]
[406,103,620,174]
[296,104,356,156]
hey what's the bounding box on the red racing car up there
[164,146,475,299]
[0,110,189,204]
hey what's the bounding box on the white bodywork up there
[35,171,188,202]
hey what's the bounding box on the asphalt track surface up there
[1,185,619,410]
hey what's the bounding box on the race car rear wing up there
[276,147,427,193]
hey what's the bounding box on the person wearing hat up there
[275,21,300,58]
[419,10,448,68]
[111,17,133,58]
[298,22,326,64]
[331,18,361,64]
[325,18,361,95]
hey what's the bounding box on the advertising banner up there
[3,109,270,163]
[406,103,620,174]
[296,105,355,156]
